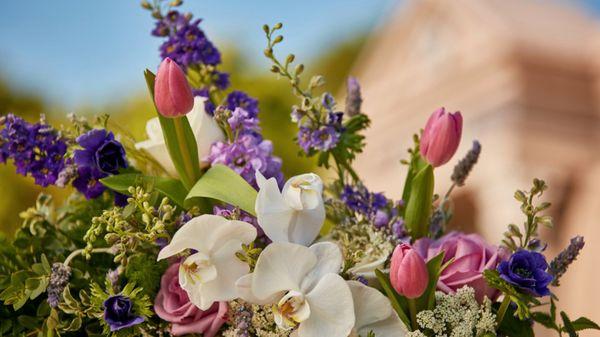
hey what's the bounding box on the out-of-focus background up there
[1,0,600,333]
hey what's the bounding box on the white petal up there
[194,240,250,310]
[235,274,281,305]
[282,173,323,210]
[301,242,343,293]
[359,315,407,337]
[135,117,178,176]
[347,281,392,330]
[251,242,317,300]
[157,214,256,260]
[288,205,325,247]
[187,97,225,163]
[255,171,294,243]
[300,273,355,337]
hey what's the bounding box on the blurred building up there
[352,0,600,331]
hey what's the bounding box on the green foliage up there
[416,252,447,312]
[84,186,174,265]
[496,303,534,337]
[374,269,411,329]
[531,298,600,337]
[124,254,168,297]
[262,23,369,183]
[502,178,553,251]
[0,255,50,311]
[186,164,258,216]
[404,164,434,239]
[144,70,201,189]
[101,173,187,208]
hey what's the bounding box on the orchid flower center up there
[179,252,217,288]
[273,290,311,330]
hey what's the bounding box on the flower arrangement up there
[0,2,598,337]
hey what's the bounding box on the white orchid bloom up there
[136,96,225,176]
[237,241,355,337]
[347,281,407,337]
[157,214,256,310]
[255,171,325,246]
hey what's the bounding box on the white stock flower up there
[236,241,355,337]
[157,214,256,310]
[135,96,225,176]
[255,171,325,246]
[347,281,407,337]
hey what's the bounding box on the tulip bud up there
[154,58,194,118]
[420,108,462,167]
[389,243,428,299]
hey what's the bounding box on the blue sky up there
[1,0,599,108]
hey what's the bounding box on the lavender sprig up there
[451,140,481,186]
[549,236,585,286]
[47,263,72,308]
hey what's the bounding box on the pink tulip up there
[420,108,463,167]
[414,232,507,302]
[154,58,194,118]
[390,243,429,299]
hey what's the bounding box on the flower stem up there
[64,247,115,267]
[496,296,511,326]
[408,298,418,331]
[173,116,200,189]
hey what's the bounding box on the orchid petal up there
[194,240,250,310]
[235,274,281,305]
[282,173,323,210]
[255,171,294,243]
[300,242,343,293]
[251,242,317,300]
[300,273,355,337]
[157,215,256,260]
[347,281,392,329]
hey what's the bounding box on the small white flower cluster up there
[407,286,496,337]
[329,221,395,268]
[222,300,292,337]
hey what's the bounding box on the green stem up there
[408,298,418,331]
[173,116,200,189]
[496,296,511,326]
[64,247,115,267]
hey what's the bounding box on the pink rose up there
[154,263,228,336]
[414,232,506,302]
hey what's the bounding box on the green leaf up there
[570,317,600,331]
[144,69,201,189]
[416,251,445,311]
[100,173,187,208]
[374,269,411,329]
[561,311,578,337]
[186,164,258,216]
[532,312,559,331]
[404,164,434,239]
[498,303,534,337]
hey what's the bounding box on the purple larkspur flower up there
[156,12,221,69]
[103,295,144,332]
[214,71,230,90]
[297,127,313,154]
[310,126,339,151]
[322,93,336,111]
[72,129,127,199]
[497,250,553,297]
[206,134,283,188]
[225,91,259,118]
[0,114,67,187]
[228,108,259,135]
